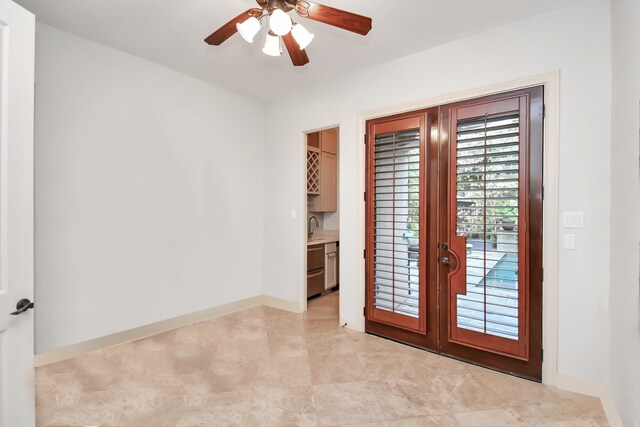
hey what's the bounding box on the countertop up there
[307,230,339,246]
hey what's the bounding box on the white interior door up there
[0,0,35,425]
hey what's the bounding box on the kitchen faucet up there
[308,215,320,238]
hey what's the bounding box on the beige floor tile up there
[357,352,423,382]
[35,291,611,427]
[341,422,390,427]
[304,303,339,320]
[568,395,607,419]
[412,352,472,378]
[304,318,343,336]
[427,373,505,413]
[202,386,317,426]
[203,356,262,393]
[313,381,387,426]
[268,333,310,358]
[309,353,368,384]
[306,331,356,356]
[386,415,460,426]
[536,420,604,427]
[254,355,313,388]
[348,332,401,354]
[266,317,307,337]
[511,398,588,424]
[473,371,564,407]
[371,379,450,419]
[454,407,525,426]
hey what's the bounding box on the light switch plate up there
[563,212,584,228]
[564,234,576,250]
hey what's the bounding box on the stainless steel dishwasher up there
[307,244,325,298]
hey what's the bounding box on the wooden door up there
[0,0,36,424]
[365,109,439,349]
[364,87,543,381]
[438,87,543,380]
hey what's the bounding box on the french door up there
[365,87,543,380]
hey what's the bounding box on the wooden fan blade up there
[299,2,372,36]
[204,9,260,46]
[282,33,310,66]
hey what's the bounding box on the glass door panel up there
[439,88,544,380]
[365,111,438,345]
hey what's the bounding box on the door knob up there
[10,298,34,315]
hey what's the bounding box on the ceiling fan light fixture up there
[291,23,314,50]
[262,32,282,56]
[269,8,292,36]
[236,16,261,43]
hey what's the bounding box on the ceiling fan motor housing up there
[258,0,295,13]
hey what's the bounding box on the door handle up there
[10,298,34,315]
[441,256,457,268]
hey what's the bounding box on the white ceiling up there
[16,0,584,100]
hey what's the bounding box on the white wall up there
[263,0,612,385]
[34,24,265,353]
[610,0,640,425]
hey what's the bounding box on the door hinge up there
[364,191,366,202]
[363,306,366,316]
[363,249,366,259]
[541,186,545,200]
[364,134,367,144]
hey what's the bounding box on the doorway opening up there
[365,87,544,380]
[305,127,340,313]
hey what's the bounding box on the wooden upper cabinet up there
[307,132,321,150]
[321,129,338,155]
[307,129,338,212]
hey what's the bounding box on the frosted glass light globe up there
[262,33,282,56]
[291,23,314,50]
[236,17,261,43]
[269,8,292,36]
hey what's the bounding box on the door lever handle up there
[441,257,457,268]
[10,298,34,315]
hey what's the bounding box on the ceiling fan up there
[204,0,372,67]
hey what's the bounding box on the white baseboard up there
[34,294,300,367]
[554,373,623,427]
[261,295,303,313]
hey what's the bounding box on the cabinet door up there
[321,129,338,154]
[325,252,337,289]
[336,245,340,285]
[308,270,325,298]
[321,152,337,211]
[309,152,337,212]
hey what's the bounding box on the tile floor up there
[36,291,609,426]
